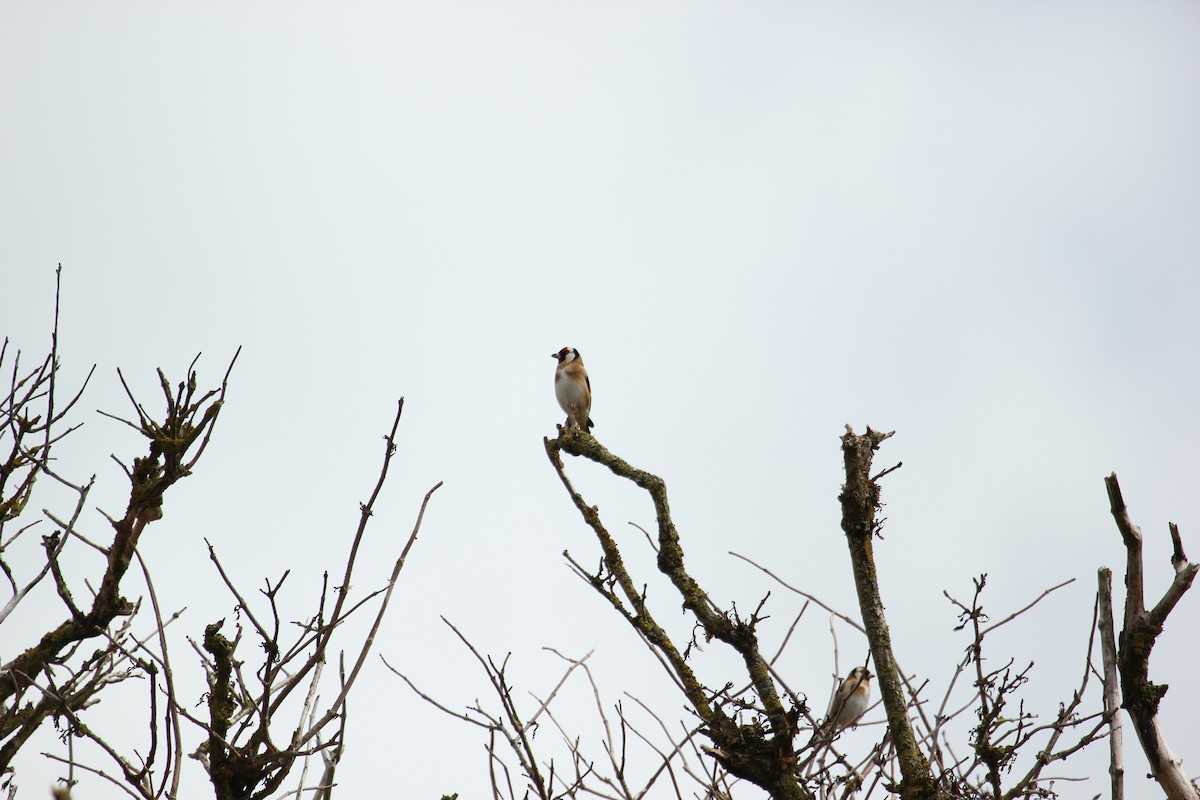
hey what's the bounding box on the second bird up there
[552,346,594,431]
[823,666,872,733]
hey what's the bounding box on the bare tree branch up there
[193,399,438,800]
[546,427,810,800]
[1097,567,1125,800]
[1,337,234,780]
[838,426,938,800]
[1104,473,1199,800]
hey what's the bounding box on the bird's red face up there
[552,347,578,364]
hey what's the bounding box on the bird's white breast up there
[555,370,587,411]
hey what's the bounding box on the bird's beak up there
[550,353,557,359]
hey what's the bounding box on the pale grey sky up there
[3,3,1198,799]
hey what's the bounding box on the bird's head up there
[552,347,581,364]
[848,666,872,684]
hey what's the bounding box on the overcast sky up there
[3,3,1198,799]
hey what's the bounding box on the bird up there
[552,346,593,431]
[823,666,872,733]
[797,664,873,776]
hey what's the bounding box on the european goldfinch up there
[823,666,872,732]
[552,346,593,431]
[798,664,874,775]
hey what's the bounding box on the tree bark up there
[839,427,941,800]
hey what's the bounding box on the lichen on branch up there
[838,426,940,800]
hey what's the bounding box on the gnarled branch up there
[1104,473,1198,800]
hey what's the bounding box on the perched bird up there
[823,666,872,733]
[552,346,593,431]
[797,664,873,776]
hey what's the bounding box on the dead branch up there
[1104,473,1199,800]
[838,426,937,800]
[1097,567,1124,800]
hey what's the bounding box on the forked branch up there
[546,427,809,800]
[1104,473,1198,800]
